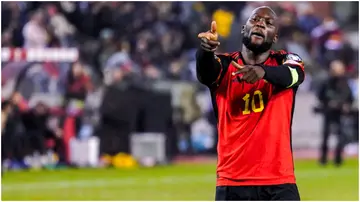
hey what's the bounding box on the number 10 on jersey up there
[242,90,265,115]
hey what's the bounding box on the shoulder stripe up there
[270,50,288,56]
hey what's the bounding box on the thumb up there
[211,21,217,34]
[231,61,244,69]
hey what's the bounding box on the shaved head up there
[250,6,277,19]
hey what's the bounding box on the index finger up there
[211,21,217,34]
[231,61,244,69]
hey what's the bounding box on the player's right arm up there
[196,21,223,87]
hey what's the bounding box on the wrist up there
[258,64,269,79]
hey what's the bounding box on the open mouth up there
[251,32,265,38]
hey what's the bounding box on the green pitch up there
[2,158,358,200]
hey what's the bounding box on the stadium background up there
[1,1,359,200]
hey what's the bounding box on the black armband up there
[262,64,304,88]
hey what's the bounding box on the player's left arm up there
[261,53,305,88]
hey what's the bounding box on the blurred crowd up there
[1,1,359,169]
[3,2,358,83]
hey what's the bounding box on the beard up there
[242,35,273,54]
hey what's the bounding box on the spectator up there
[1,100,13,173]
[348,71,359,142]
[278,9,302,40]
[97,29,117,71]
[144,64,163,81]
[104,39,134,73]
[47,4,76,47]
[1,92,28,168]
[62,61,93,135]
[64,61,92,103]
[167,57,192,81]
[2,100,13,135]
[22,9,48,48]
[1,31,13,48]
[99,67,146,160]
[21,102,65,167]
[297,3,321,35]
[317,60,353,166]
[310,17,341,64]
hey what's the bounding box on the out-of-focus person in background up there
[94,28,117,79]
[22,9,48,48]
[297,3,321,35]
[1,100,13,133]
[345,69,359,154]
[21,101,65,168]
[2,100,13,171]
[46,4,76,47]
[1,100,13,175]
[98,65,146,165]
[64,61,92,104]
[349,71,358,142]
[1,92,28,170]
[316,60,354,166]
[62,61,93,136]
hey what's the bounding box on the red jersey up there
[209,50,305,186]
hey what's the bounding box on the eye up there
[266,21,273,25]
[252,16,260,22]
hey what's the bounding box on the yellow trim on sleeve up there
[287,66,299,88]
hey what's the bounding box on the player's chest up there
[226,63,274,117]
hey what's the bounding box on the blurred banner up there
[2,48,78,102]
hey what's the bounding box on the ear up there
[241,25,245,34]
[273,34,278,44]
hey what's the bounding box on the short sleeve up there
[283,53,304,70]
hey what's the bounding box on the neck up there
[241,44,271,65]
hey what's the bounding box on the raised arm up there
[196,21,225,87]
[196,49,222,86]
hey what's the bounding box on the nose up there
[255,18,266,28]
